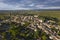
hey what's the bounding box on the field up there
[0,10,60,18]
[25,11,60,19]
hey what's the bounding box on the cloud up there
[28,3,35,7]
[45,6,60,9]
[36,6,60,9]
[48,0,60,3]
[0,0,60,10]
[0,0,4,1]
[0,2,20,10]
[42,0,60,3]
[0,2,34,10]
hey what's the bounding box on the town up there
[0,14,60,40]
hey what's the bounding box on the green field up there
[25,11,60,19]
[0,10,60,19]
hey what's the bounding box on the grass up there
[0,10,60,19]
[27,11,60,19]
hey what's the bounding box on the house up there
[34,15,38,18]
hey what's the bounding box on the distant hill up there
[0,9,60,12]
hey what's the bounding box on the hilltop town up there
[0,14,60,40]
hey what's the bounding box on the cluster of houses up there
[10,15,60,40]
[0,15,60,40]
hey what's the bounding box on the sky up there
[0,0,60,10]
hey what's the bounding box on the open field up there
[25,11,60,19]
[0,10,60,19]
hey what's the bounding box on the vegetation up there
[0,22,51,40]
